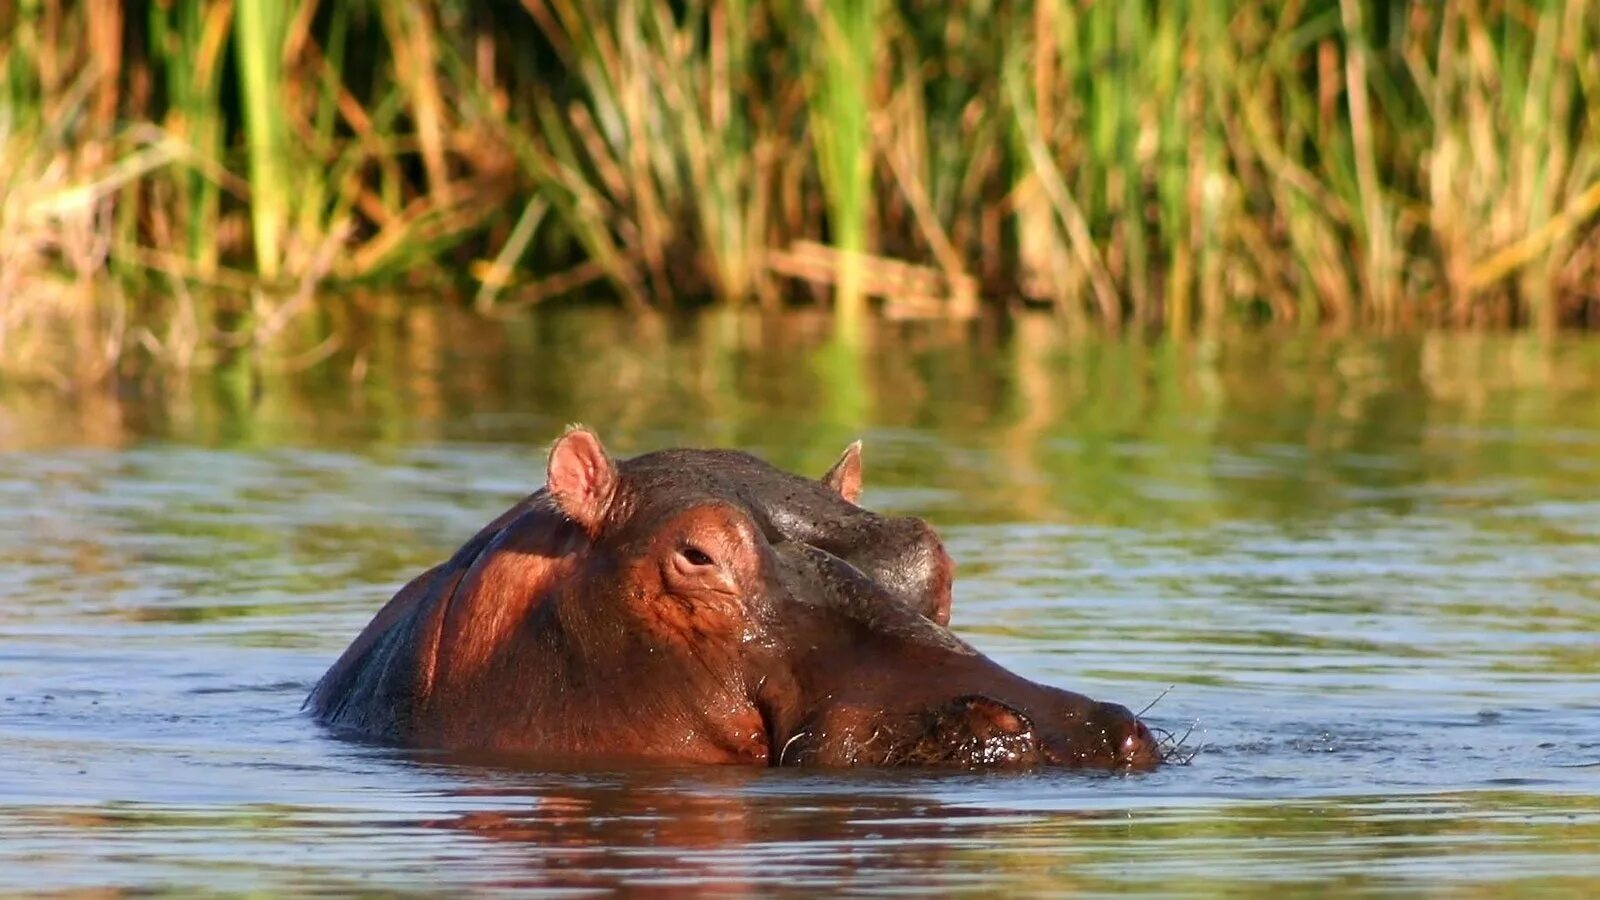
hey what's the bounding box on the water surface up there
[2,311,1597,894]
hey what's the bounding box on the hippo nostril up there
[1120,728,1146,758]
[989,707,1025,735]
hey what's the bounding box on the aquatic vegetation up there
[1,0,1598,377]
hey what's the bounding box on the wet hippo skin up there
[308,428,1160,770]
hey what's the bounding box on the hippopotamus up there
[309,428,1161,769]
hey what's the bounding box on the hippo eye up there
[679,545,715,567]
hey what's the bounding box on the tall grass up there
[1,0,1598,377]
[808,0,878,334]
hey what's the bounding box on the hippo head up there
[310,427,1160,770]
[527,428,1160,770]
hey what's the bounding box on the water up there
[2,309,1597,894]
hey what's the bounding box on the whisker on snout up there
[1147,719,1204,766]
[1137,684,1177,718]
[778,730,812,766]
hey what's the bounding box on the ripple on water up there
[2,325,1599,893]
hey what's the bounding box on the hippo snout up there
[1032,701,1160,769]
[1096,702,1161,769]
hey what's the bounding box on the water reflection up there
[405,765,1030,893]
[9,762,1596,894]
[0,308,1597,892]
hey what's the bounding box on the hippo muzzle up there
[752,541,1162,770]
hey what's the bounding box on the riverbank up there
[3,0,1598,377]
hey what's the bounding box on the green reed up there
[808,0,877,333]
[233,0,289,280]
[1,0,1598,378]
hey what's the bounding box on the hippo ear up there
[547,426,618,536]
[821,440,863,505]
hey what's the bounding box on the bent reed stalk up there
[2,0,1598,374]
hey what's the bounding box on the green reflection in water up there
[0,307,1597,893]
